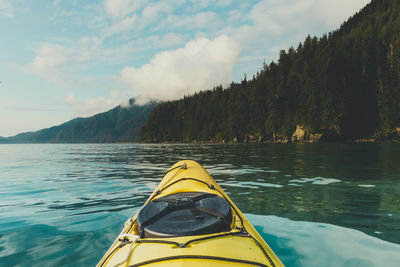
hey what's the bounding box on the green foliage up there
[138,0,400,142]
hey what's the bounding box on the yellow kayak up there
[98,160,284,267]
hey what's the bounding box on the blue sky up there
[0,0,370,137]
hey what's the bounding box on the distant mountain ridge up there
[1,99,157,143]
[140,0,400,143]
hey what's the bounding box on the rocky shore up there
[188,125,400,144]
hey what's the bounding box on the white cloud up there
[25,31,189,90]
[102,14,137,37]
[102,0,176,38]
[121,35,242,104]
[99,0,370,48]
[158,33,186,47]
[0,0,13,17]
[233,0,370,42]
[139,1,172,29]
[250,0,313,35]
[163,11,221,30]
[217,0,232,7]
[23,36,125,97]
[218,0,370,78]
[24,43,72,86]
[64,90,132,117]
[29,36,102,71]
[226,0,319,48]
[104,0,146,19]
[188,0,232,10]
[189,0,212,10]
[31,43,71,70]
[314,0,371,28]
[26,0,371,90]
[26,36,103,85]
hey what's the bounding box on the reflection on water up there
[251,214,400,267]
[0,143,400,266]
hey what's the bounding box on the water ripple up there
[0,143,399,266]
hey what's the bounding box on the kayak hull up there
[98,160,284,267]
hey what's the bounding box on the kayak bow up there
[98,160,284,267]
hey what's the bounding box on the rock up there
[291,125,306,142]
[248,135,255,142]
[243,134,264,143]
[290,125,324,143]
[309,133,323,143]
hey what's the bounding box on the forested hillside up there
[140,0,400,143]
[1,99,156,143]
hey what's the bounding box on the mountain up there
[140,0,400,143]
[1,99,157,143]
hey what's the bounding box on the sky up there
[0,0,370,137]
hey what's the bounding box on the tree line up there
[140,0,400,142]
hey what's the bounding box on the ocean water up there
[0,143,399,266]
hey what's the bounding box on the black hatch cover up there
[137,192,232,238]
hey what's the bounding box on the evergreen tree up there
[140,0,400,143]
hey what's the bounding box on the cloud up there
[121,35,242,104]
[98,0,370,57]
[102,0,175,38]
[64,90,132,117]
[102,1,173,37]
[30,43,71,70]
[162,11,221,30]
[104,0,146,19]
[218,0,370,78]
[26,0,372,104]
[102,14,137,38]
[314,0,371,28]
[29,36,101,70]
[139,1,173,29]
[25,36,103,86]
[0,0,13,17]
[189,0,212,10]
[234,0,370,41]
[24,42,72,86]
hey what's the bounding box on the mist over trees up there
[140,0,400,143]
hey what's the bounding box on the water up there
[0,143,399,266]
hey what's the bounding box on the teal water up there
[0,143,399,266]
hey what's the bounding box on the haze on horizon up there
[0,0,370,137]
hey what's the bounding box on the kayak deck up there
[98,160,284,267]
